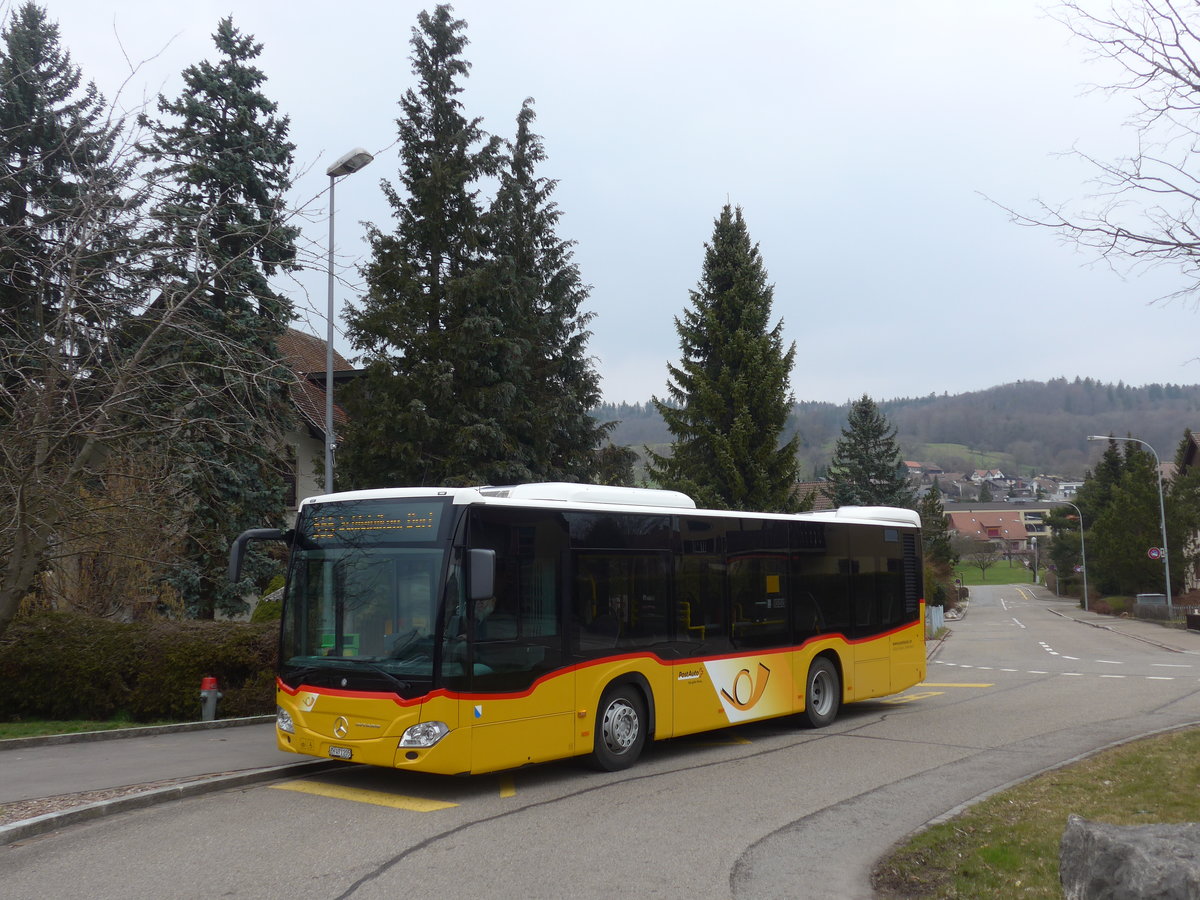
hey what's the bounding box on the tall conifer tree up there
[1089,443,1165,595]
[341,5,510,487]
[0,1,128,390]
[825,395,915,508]
[488,98,609,482]
[647,204,800,511]
[918,481,954,566]
[139,17,298,618]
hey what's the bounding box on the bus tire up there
[589,684,646,771]
[799,657,840,728]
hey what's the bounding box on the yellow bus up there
[230,483,925,775]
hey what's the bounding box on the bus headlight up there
[277,706,295,734]
[399,721,449,748]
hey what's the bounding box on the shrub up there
[251,598,282,623]
[0,611,279,722]
[1091,597,1132,618]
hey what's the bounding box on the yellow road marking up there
[882,690,944,704]
[918,682,995,688]
[272,780,457,812]
[499,776,516,798]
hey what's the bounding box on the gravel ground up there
[0,776,217,826]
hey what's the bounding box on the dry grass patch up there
[873,727,1200,898]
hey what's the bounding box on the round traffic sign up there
[1148,547,1163,560]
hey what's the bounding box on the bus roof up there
[298,484,920,529]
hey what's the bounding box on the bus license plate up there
[328,746,352,760]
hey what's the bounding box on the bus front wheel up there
[799,657,840,728]
[589,684,646,771]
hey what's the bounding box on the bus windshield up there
[280,498,452,693]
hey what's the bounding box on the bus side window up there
[575,552,670,652]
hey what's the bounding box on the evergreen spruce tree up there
[645,204,800,511]
[824,395,915,508]
[139,17,298,618]
[488,98,610,481]
[1075,436,1123,525]
[918,482,954,567]
[978,481,993,503]
[1089,443,1164,595]
[0,1,128,393]
[340,5,511,487]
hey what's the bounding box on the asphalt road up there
[5,585,1199,899]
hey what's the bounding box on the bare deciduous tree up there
[1021,1,1200,300]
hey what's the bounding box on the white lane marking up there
[1062,656,1080,661]
[1100,675,1126,679]
[1012,618,1026,629]
[1152,663,1193,669]
[1095,660,1123,665]
[1028,670,1049,674]
[1000,668,1018,672]
[1062,672,1083,677]
[1147,676,1175,681]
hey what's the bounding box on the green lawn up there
[955,560,1037,586]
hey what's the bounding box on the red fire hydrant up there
[200,676,222,722]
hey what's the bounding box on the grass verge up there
[872,727,1200,898]
[0,719,175,740]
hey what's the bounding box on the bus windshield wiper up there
[351,660,411,692]
[279,664,332,686]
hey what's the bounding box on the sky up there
[27,0,1200,404]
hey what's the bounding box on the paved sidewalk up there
[1026,585,1200,655]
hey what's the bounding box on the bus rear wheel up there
[799,657,840,728]
[589,684,646,771]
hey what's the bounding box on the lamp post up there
[1052,498,1089,612]
[1031,536,1038,585]
[1087,435,1172,616]
[324,147,374,495]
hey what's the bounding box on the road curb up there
[0,758,344,847]
[0,715,274,752]
[1045,608,1192,654]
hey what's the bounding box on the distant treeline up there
[594,378,1200,479]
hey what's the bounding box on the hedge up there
[0,611,279,722]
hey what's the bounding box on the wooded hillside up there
[595,378,1200,479]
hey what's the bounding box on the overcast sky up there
[30,0,1200,404]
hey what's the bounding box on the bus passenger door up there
[464,509,575,773]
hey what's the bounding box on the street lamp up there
[1050,498,1089,612]
[1087,435,1172,615]
[324,147,374,494]
[1031,536,1038,585]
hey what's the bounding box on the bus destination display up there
[308,501,444,543]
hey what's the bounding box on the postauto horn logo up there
[704,658,791,723]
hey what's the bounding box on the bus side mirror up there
[468,549,496,601]
[228,528,285,583]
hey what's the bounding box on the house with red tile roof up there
[945,505,1037,554]
[276,328,357,517]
